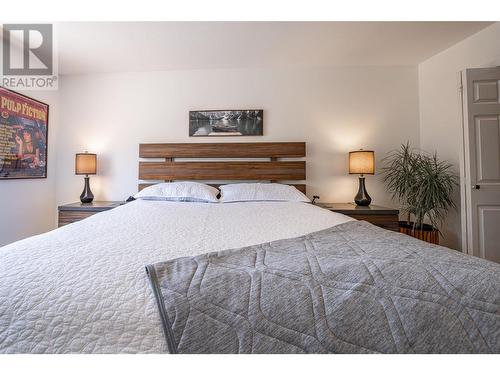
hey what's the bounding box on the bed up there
[0,142,499,353]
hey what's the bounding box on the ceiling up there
[56,22,493,75]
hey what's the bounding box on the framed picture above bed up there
[0,87,49,179]
[189,109,263,137]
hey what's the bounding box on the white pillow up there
[134,182,219,203]
[219,183,310,203]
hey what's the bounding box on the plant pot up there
[399,221,439,245]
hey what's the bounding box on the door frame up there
[459,70,473,255]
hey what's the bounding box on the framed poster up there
[0,87,49,179]
[189,110,263,136]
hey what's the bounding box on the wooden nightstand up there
[316,203,400,232]
[58,201,125,227]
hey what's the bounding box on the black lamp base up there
[354,176,371,206]
[80,176,94,204]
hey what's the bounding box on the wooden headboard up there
[138,142,306,193]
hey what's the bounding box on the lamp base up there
[80,176,94,204]
[354,176,371,206]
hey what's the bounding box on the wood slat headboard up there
[138,142,306,193]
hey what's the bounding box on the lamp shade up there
[349,150,375,175]
[75,152,97,175]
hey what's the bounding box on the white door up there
[462,67,500,263]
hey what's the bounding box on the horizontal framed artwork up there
[0,87,49,179]
[189,110,263,137]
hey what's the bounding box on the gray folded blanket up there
[146,221,500,354]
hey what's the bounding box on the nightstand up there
[316,203,400,232]
[58,201,125,227]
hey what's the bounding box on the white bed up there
[0,200,352,353]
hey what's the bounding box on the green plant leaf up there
[380,142,458,233]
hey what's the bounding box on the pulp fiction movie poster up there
[0,87,49,179]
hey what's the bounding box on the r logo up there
[2,24,53,76]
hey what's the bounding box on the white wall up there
[56,66,420,210]
[418,22,500,250]
[0,66,420,247]
[0,90,59,246]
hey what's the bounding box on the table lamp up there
[75,151,97,203]
[349,150,374,206]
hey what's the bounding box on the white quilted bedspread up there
[0,200,352,353]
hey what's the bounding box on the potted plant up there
[381,143,458,244]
